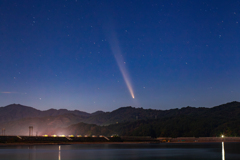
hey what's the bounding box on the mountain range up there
[0,102,240,137]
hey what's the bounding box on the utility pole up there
[29,126,33,136]
[2,128,5,136]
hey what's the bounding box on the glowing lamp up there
[59,135,65,137]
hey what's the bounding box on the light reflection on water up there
[58,145,61,160]
[0,143,240,160]
[222,142,225,160]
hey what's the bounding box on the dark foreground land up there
[1,136,240,145]
[0,136,123,145]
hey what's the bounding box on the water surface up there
[0,142,240,160]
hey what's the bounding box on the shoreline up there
[1,136,240,146]
[0,141,156,146]
[1,141,240,146]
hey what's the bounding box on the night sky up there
[1,0,240,112]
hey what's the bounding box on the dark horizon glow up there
[1,0,240,112]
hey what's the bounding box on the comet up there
[108,31,135,99]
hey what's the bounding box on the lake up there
[0,142,239,160]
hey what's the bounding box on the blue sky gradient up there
[1,0,240,112]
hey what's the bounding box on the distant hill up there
[59,101,240,137]
[0,104,90,124]
[0,101,240,136]
[81,105,208,125]
[0,113,86,135]
[0,103,208,126]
